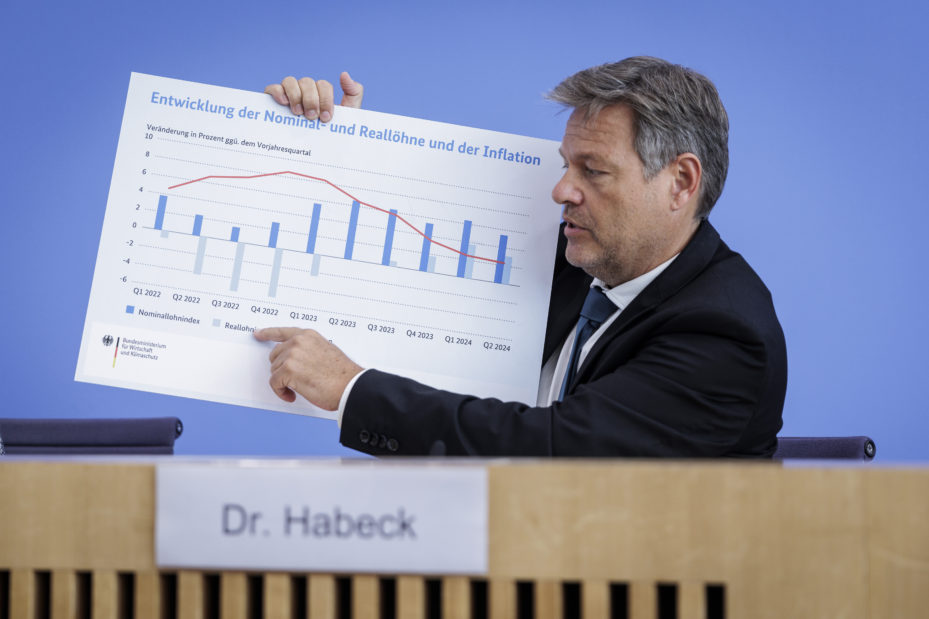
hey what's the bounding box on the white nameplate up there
[156,463,487,574]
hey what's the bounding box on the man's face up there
[553,104,690,287]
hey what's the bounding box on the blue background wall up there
[2,0,926,459]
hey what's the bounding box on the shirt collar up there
[592,253,679,312]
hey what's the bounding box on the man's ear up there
[669,153,702,212]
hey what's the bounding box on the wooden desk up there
[1,460,927,618]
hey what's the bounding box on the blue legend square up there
[125,305,135,314]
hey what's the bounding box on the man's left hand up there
[254,327,363,411]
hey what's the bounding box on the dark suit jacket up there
[340,221,786,457]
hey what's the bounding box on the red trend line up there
[167,171,503,265]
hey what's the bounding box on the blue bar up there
[155,195,167,230]
[344,200,360,260]
[192,214,203,236]
[457,220,472,277]
[494,235,509,283]
[419,223,433,272]
[306,203,322,253]
[382,209,398,266]
[268,222,280,248]
[230,227,240,242]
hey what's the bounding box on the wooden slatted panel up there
[534,580,562,619]
[220,572,247,619]
[92,570,118,619]
[351,575,378,619]
[134,571,161,619]
[10,569,35,619]
[628,582,655,619]
[51,570,77,619]
[308,575,335,619]
[178,572,204,619]
[396,576,424,619]
[678,582,704,619]
[488,578,515,619]
[264,574,292,619]
[581,580,609,619]
[441,577,469,619]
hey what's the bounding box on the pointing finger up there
[254,327,303,342]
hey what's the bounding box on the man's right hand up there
[264,72,363,123]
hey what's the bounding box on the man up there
[256,57,787,457]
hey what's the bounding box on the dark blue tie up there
[558,286,616,400]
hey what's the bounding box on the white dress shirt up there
[536,255,677,406]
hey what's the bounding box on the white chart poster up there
[76,73,563,419]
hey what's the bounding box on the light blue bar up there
[502,255,513,285]
[268,222,280,248]
[382,209,398,266]
[494,235,509,283]
[230,243,246,291]
[160,230,170,238]
[457,220,472,277]
[465,243,476,279]
[155,195,167,230]
[427,255,436,273]
[192,214,203,236]
[344,200,360,259]
[268,248,284,298]
[419,223,433,272]
[311,253,321,276]
[307,203,322,253]
[193,236,208,274]
[230,227,240,242]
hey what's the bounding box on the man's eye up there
[585,166,603,176]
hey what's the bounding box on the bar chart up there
[76,73,562,419]
[149,170,516,292]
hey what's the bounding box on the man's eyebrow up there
[558,147,607,164]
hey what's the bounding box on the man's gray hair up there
[548,56,729,218]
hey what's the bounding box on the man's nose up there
[552,171,581,206]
